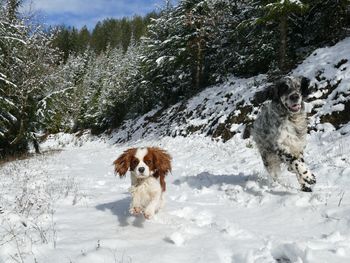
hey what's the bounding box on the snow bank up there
[293,37,350,128]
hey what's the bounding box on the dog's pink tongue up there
[291,104,301,111]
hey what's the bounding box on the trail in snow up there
[1,128,350,263]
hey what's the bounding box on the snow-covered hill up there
[293,38,350,130]
[113,37,350,143]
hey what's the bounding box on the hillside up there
[112,37,350,143]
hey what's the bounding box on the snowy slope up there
[293,37,350,129]
[113,74,269,143]
[1,126,350,263]
[112,37,350,143]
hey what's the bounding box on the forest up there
[0,0,349,157]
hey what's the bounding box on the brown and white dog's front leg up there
[143,191,162,219]
[129,186,142,215]
[143,177,163,219]
[277,150,316,192]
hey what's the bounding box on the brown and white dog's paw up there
[129,207,142,215]
[143,209,155,220]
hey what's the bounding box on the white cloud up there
[25,0,110,14]
[22,0,161,15]
[20,0,168,28]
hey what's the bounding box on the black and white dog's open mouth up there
[289,104,301,112]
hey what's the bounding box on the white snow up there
[156,56,167,66]
[1,126,350,262]
[293,37,350,123]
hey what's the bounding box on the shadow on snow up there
[173,172,294,197]
[95,195,145,228]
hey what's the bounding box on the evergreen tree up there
[76,51,106,131]
[250,0,307,72]
[52,15,155,56]
[76,42,143,132]
[38,51,90,133]
[142,0,243,104]
[78,26,91,51]
[51,26,77,62]
[302,0,349,47]
[0,0,58,155]
[142,0,200,105]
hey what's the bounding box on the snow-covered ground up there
[1,124,350,263]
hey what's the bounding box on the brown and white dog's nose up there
[138,167,145,173]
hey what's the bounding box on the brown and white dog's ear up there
[113,148,136,178]
[151,147,172,177]
[150,147,172,192]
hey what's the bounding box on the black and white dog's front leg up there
[290,158,316,192]
[277,150,316,192]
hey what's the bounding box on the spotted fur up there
[252,76,316,192]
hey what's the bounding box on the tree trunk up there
[195,39,204,91]
[33,134,40,154]
[279,15,288,72]
[195,41,201,90]
[10,118,25,146]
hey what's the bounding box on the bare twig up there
[338,191,345,207]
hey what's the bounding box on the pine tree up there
[51,26,75,62]
[302,0,349,47]
[251,0,307,72]
[78,26,91,51]
[142,0,209,105]
[74,50,110,131]
[0,1,59,155]
[142,0,245,103]
[38,51,90,133]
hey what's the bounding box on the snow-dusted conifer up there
[0,1,58,155]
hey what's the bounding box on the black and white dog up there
[253,76,316,192]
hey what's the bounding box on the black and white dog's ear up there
[271,79,288,102]
[253,87,272,104]
[300,76,311,98]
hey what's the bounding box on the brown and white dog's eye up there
[145,159,153,165]
[131,159,139,169]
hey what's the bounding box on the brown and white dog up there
[113,147,172,219]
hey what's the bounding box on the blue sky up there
[21,0,176,29]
